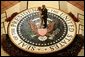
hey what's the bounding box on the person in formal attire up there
[37,7,44,28]
[41,5,48,28]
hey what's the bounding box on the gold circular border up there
[7,7,77,54]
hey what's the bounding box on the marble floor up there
[1,1,84,56]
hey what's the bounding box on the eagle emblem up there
[28,19,55,41]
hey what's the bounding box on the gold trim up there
[8,7,77,54]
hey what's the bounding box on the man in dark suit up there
[41,5,48,28]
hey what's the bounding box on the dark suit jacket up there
[41,8,48,19]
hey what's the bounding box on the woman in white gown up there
[37,7,43,28]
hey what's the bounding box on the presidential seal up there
[8,7,76,54]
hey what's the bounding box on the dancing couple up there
[38,5,48,28]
